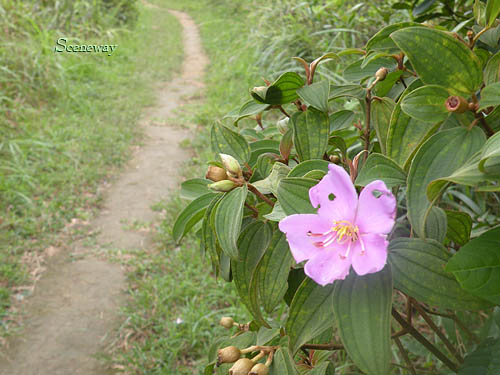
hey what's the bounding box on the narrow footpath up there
[0,8,207,375]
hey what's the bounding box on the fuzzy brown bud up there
[229,358,254,375]
[217,346,241,365]
[329,155,341,164]
[375,67,388,81]
[445,95,469,113]
[220,153,242,178]
[206,165,228,182]
[208,180,237,192]
[219,316,234,329]
[249,363,269,375]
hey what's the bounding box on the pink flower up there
[278,164,396,286]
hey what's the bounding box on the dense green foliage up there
[175,0,500,374]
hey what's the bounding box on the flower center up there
[308,220,365,259]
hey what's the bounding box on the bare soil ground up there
[0,9,207,375]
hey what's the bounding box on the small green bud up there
[277,117,289,135]
[220,153,242,178]
[249,363,269,375]
[208,180,237,192]
[206,165,228,182]
[229,358,254,375]
[251,86,268,102]
[375,67,388,81]
[219,316,234,329]
[217,346,241,365]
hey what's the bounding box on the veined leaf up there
[329,85,366,100]
[288,160,330,177]
[211,123,250,163]
[292,108,330,161]
[180,178,212,200]
[233,100,270,124]
[256,230,295,313]
[286,277,336,354]
[425,206,447,243]
[366,22,423,52]
[446,226,500,305]
[269,337,300,375]
[297,80,330,112]
[329,110,355,132]
[459,337,500,375]
[391,27,483,95]
[343,57,396,82]
[486,0,500,26]
[232,221,272,327]
[371,97,395,154]
[251,72,305,105]
[479,82,500,110]
[214,185,248,260]
[355,153,406,188]
[389,238,492,310]
[484,51,500,86]
[445,210,472,246]
[173,192,217,243]
[277,178,317,215]
[333,266,393,375]
[407,127,485,238]
[400,85,450,123]
[479,131,500,173]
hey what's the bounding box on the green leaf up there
[355,153,406,188]
[232,221,272,327]
[446,226,500,305]
[343,57,396,82]
[389,238,492,310]
[263,202,287,222]
[288,160,330,177]
[292,108,330,161]
[386,80,439,170]
[333,266,393,375]
[459,337,500,375]
[480,131,500,173]
[445,210,472,246]
[214,185,248,260]
[180,178,212,200]
[252,72,305,105]
[475,0,487,26]
[252,162,290,196]
[371,97,395,154]
[277,178,317,215]
[400,85,450,123]
[256,230,295,313]
[211,123,251,163]
[286,277,335,354]
[256,153,276,178]
[407,127,485,238]
[425,206,447,243]
[480,82,500,110]
[391,27,483,95]
[484,52,500,86]
[366,22,423,52]
[373,70,405,98]
[233,100,270,124]
[269,337,300,375]
[202,194,224,275]
[173,193,217,243]
[280,128,294,161]
[329,110,355,132]
[307,362,332,375]
[329,85,366,100]
[486,0,500,26]
[297,80,330,112]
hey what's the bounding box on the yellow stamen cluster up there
[332,220,359,243]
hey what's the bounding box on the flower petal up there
[279,214,332,263]
[351,233,388,276]
[304,248,352,286]
[356,180,396,234]
[309,164,358,222]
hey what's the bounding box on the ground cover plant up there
[175,0,500,373]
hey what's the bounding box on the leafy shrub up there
[175,2,500,374]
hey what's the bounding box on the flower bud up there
[329,155,341,164]
[229,358,254,375]
[206,165,228,182]
[249,363,269,375]
[251,86,268,102]
[208,180,237,192]
[277,117,289,135]
[375,67,388,81]
[220,154,242,178]
[445,95,469,113]
[217,346,241,364]
[219,316,234,329]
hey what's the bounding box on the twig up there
[245,202,259,218]
[413,302,463,363]
[392,330,417,375]
[301,342,344,350]
[422,307,481,345]
[478,116,495,137]
[247,184,275,207]
[278,105,290,118]
[392,309,459,373]
[471,27,491,48]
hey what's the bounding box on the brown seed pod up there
[219,316,235,329]
[229,358,254,375]
[206,165,228,182]
[375,67,388,81]
[249,363,269,375]
[217,346,241,365]
[445,96,469,113]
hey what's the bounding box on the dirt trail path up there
[0,9,207,375]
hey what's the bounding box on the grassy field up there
[0,1,182,327]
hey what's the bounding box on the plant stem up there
[392,330,417,375]
[278,105,291,118]
[413,302,463,363]
[363,89,372,162]
[392,309,459,373]
[247,184,275,207]
[245,202,259,218]
[422,307,481,345]
[479,116,495,137]
[471,27,491,48]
